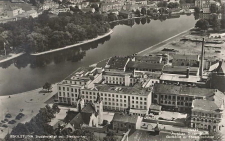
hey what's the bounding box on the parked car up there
[2,124,8,128]
[8,120,16,124]
[15,113,25,120]
[5,113,12,118]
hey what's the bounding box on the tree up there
[195,19,209,31]
[108,13,118,21]
[194,7,200,13]
[168,2,179,8]
[43,82,52,92]
[210,4,218,13]
[221,19,225,29]
[157,1,168,7]
[135,9,141,17]
[52,103,60,114]
[141,7,147,15]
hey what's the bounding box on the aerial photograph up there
[0,0,225,140]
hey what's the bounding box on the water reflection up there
[0,35,111,69]
[0,13,188,70]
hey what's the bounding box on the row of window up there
[192,112,220,118]
[58,92,79,98]
[159,95,193,101]
[160,101,192,106]
[192,118,217,123]
[83,91,147,100]
[58,86,79,93]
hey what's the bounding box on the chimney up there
[186,67,190,78]
[199,38,205,78]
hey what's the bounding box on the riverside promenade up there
[31,30,113,56]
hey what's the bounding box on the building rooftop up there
[134,56,162,62]
[192,97,224,112]
[127,61,164,70]
[103,71,133,76]
[160,73,201,83]
[154,83,217,97]
[163,66,199,75]
[93,84,151,96]
[63,103,97,128]
[112,113,138,124]
[172,54,199,60]
[215,60,225,75]
[150,104,162,111]
[64,67,98,81]
[105,56,129,70]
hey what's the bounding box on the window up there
[67,87,69,91]
[71,88,73,92]
[59,87,61,90]
[132,96,134,99]
[136,97,138,100]
[63,87,65,91]
[124,96,126,98]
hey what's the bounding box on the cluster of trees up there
[157,1,179,8]
[0,12,110,53]
[167,2,180,8]
[195,16,225,32]
[5,104,60,141]
[210,3,220,13]
[180,0,195,4]
[195,19,210,31]
[157,1,168,7]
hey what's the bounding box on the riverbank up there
[31,30,113,56]
[0,52,25,64]
[0,84,57,139]
[138,27,193,56]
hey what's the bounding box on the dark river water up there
[0,15,196,95]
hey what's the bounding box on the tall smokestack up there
[186,67,190,78]
[199,38,205,78]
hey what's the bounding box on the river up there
[0,15,196,95]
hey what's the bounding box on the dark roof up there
[215,60,225,74]
[64,111,79,123]
[163,66,199,75]
[81,103,96,114]
[150,104,162,111]
[63,103,97,128]
[154,83,216,97]
[106,56,129,70]
[134,56,162,62]
[154,84,180,95]
[126,61,164,70]
[69,113,84,128]
[112,113,138,124]
[172,54,199,60]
